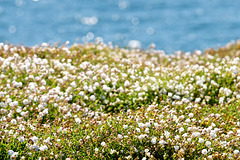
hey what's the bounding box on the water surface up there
[1,0,240,53]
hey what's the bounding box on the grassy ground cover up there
[0,41,240,159]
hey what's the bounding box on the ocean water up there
[1,0,240,53]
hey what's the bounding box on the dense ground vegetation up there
[0,41,240,159]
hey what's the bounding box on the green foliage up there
[1,42,240,159]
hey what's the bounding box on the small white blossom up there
[39,145,48,151]
[90,95,96,101]
[18,136,25,142]
[8,150,14,156]
[136,128,141,133]
[79,91,85,96]
[75,117,81,124]
[118,134,123,139]
[198,138,204,143]
[202,149,208,155]
[151,137,157,144]
[11,119,17,124]
[189,113,194,118]
[233,150,239,155]
[159,140,167,146]
[11,152,18,159]
[164,131,170,138]
[94,148,99,153]
[101,141,106,147]
[205,141,211,147]
[110,149,116,154]
[174,145,179,151]
[123,125,128,129]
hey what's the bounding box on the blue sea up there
[1,0,240,53]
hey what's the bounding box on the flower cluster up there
[0,41,240,159]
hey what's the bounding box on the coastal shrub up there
[0,42,240,159]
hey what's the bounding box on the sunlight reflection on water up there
[0,0,240,53]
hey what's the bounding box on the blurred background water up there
[1,0,240,53]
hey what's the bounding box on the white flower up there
[88,88,93,93]
[79,91,85,96]
[175,135,180,140]
[179,127,184,132]
[11,119,17,124]
[145,127,149,133]
[205,141,211,147]
[39,145,48,151]
[198,138,204,143]
[192,132,201,137]
[202,149,208,155]
[164,131,170,138]
[110,149,116,154]
[94,82,99,87]
[34,96,39,102]
[168,92,173,97]
[75,117,81,124]
[153,122,159,128]
[159,140,166,146]
[174,145,179,151]
[124,80,130,87]
[19,124,25,131]
[70,81,77,88]
[210,131,217,138]
[40,95,49,102]
[43,137,51,143]
[138,134,147,140]
[224,88,232,96]
[103,85,110,92]
[101,141,106,147]
[145,122,151,128]
[31,136,38,143]
[237,129,240,134]
[228,131,234,135]
[136,128,141,133]
[185,118,191,123]
[42,108,48,115]
[8,150,14,156]
[182,133,188,138]
[18,136,25,142]
[172,95,180,100]
[12,101,18,107]
[118,134,123,139]
[30,144,39,151]
[187,138,192,142]
[219,97,224,104]
[83,85,88,91]
[189,113,194,118]
[195,97,201,103]
[138,123,144,128]
[234,150,239,155]
[151,137,157,144]
[144,149,149,153]
[16,107,22,113]
[40,79,46,85]
[123,125,128,129]
[11,152,18,159]
[90,95,96,101]
[23,99,29,105]
[94,148,99,153]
